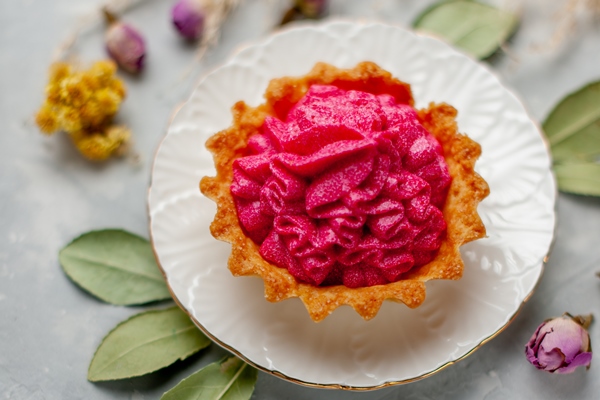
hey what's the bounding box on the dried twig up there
[534,0,600,51]
[586,0,600,15]
[178,0,243,79]
[53,0,152,62]
[53,0,244,86]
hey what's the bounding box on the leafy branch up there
[59,229,258,399]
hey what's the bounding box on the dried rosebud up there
[525,314,593,374]
[104,15,146,73]
[172,0,206,40]
[295,0,328,19]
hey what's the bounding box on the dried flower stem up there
[565,312,594,329]
[533,0,600,51]
[53,0,152,62]
[177,0,243,80]
[587,0,600,14]
[55,0,243,80]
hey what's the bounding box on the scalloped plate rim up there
[148,19,556,390]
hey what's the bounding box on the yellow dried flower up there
[70,125,131,161]
[80,74,101,92]
[49,62,72,84]
[90,60,117,86]
[94,88,121,116]
[59,107,83,133]
[72,133,113,161]
[95,60,118,75]
[109,78,126,99]
[60,76,90,107]
[35,104,59,135]
[45,83,62,105]
[36,60,129,161]
[79,100,104,127]
[105,126,131,159]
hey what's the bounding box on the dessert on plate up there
[200,62,489,322]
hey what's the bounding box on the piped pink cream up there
[230,85,451,288]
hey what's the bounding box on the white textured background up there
[1,0,599,399]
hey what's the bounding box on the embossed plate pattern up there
[149,20,556,389]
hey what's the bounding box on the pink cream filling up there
[231,85,451,288]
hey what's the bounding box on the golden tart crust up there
[200,62,489,322]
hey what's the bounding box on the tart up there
[200,62,489,322]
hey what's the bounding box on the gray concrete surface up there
[1,0,599,399]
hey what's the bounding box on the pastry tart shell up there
[200,62,489,322]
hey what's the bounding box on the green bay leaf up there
[161,356,257,400]
[88,307,211,381]
[543,81,600,164]
[413,0,518,59]
[59,229,171,305]
[543,81,600,196]
[554,163,600,196]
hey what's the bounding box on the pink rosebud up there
[525,314,593,374]
[295,0,328,18]
[105,21,146,73]
[172,0,206,40]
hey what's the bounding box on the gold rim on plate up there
[148,19,557,390]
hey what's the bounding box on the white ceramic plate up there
[149,20,556,389]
